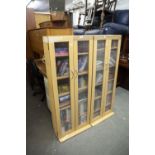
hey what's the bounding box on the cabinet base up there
[59,124,91,142]
[91,112,114,126]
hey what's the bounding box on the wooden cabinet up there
[43,35,121,142]
[28,28,73,57]
[91,36,121,125]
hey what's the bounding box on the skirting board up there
[91,112,114,126]
[59,124,91,142]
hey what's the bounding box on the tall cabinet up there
[43,35,121,142]
[91,36,121,125]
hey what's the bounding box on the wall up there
[26,8,36,59]
[116,0,129,10]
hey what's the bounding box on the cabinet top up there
[43,35,122,43]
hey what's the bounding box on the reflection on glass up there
[93,99,101,117]
[78,75,88,88]
[108,80,114,92]
[54,42,72,133]
[78,55,88,72]
[78,99,87,124]
[112,40,118,48]
[59,94,70,108]
[105,93,112,112]
[104,40,118,112]
[79,90,88,101]
[58,79,70,94]
[78,83,88,125]
[78,41,89,53]
[95,85,102,97]
[60,108,72,133]
[77,40,89,125]
[109,49,117,67]
[56,58,69,76]
[93,40,105,118]
[96,71,103,84]
[97,40,105,49]
[109,67,115,80]
[55,42,69,56]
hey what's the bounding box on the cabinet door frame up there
[46,36,75,138]
[43,38,58,136]
[103,36,122,115]
[73,35,93,129]
[90,35,109,122]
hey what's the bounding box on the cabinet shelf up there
[94,108,101,113]
[111,47,118,50]
[55,54,69,57]
[79,98,87,103]
[78,71,88,76]
[59,91,70,97]
[107,90,112,94]
[95,82,102,87]
[95,96,101,100]
[97,48,105,52]
[106,103,111,107]
[79,112,87,116]
[57,75,69,80]
[96,68,103,72]
[60,102,70,109]
[78,86,87,92]
[108,79,114,82]
[78,52,88,55]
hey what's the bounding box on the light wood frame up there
[73,36,93,129]
[103,36,122,115]
[90,36,108,123]
[91,35,121,126]
[43,35,121,142]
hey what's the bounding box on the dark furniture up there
[73,9,129,90]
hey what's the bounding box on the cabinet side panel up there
[43,41,58,136]
[111,38,122,110]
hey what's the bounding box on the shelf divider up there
[78,71,88,76]
[59,91,70,97]
[78,86,88,92]
[78,52,88,55]
[57,75,69,80]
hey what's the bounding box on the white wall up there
[116,0,129,10]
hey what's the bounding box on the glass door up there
[48,36,75,136]
[74,36,93,128]
[104,39,121,113]
[91,36,108,121]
